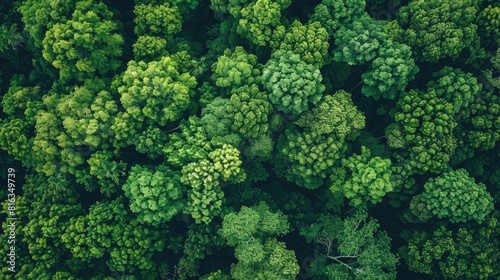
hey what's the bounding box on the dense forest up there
[0,0,499,279]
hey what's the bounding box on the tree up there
[237,0,291,46]
[275,91,365,189]
[295,91,366,139]
[418,168,494,224]
[388,89,457,174]
[308,0,367,36]
[42,2,124,81]
[388,0,478,62]
[219,202,299,280]
[361,41,419,100]
[211,46,262,94]
[118,53,197,126]
[132,35,167,61]
[331,146,393,208]
[332,16,388,65]
[300,211,398,279]
[262,50,325,114]
[272,21,330,68]
[122,164,185,226]
[133,3,182,37]
[426,66,481,113]
[400,214,500,279]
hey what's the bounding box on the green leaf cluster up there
[123,164,184,226]
[420,168,494,224]
[389,0,478,62]
[262,50,325,114]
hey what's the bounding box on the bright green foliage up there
[226,87,272,138]
[181,160,223,224]
[476,5,500,44]
[426,66,480,113]
[309,0,367,36]
[86,199,166,273]
[164,116,212,168]
[220,202,299,280]
[134,3,182,37]
[361,41,419,100]
[22,203,83,273]
[400,217,500,280]
[0,119,31,161]
[42,3,124,81]
[237,0,290,46]
[276,127,348,189]
[262,50,325,114]
[300,211,398,280]
[201,86,272,141]
[181,144,245,224]
[420,168,494,223]
[272,21,330,68]
[57,80,118,150]
[208,144,246,183]
[211,46,262,93]
[2,78,43,124]
[275,91,365,189]
[390,89,457,174]
[133,125,169,159]
[389,0,478,62]
[18,0,60,49]
[220,201,289,245]
[132,35,167,61]
[331,146,393,207]
[110,111,144,149]
[87,151,127,196]
[200,97,239,144]
[333,16,388,65]
[122,164,184,225]
[295,91,366,140]
[118,54,197,126]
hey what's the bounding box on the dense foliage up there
[0,0,498,279]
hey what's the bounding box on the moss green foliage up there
[389,89,457,174]
[362,41,419,100]
[272,21,330,67]
[476,5,500,44]
[333,16,388,65]
[275,91,365,189]
[262,50,325,114]
[309,0,367,35]
[123,164,184,226]
[420,169,494,223]
[400,215,500,279]
[295,90,366,139]
[220,202,299,279]
[118,53,197,126]
[132,35,167,61]
[331,146,393,207]
[427,66,481,113]
[300,211,398,279]
[2,0,500,278]
[389,0,478,62]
